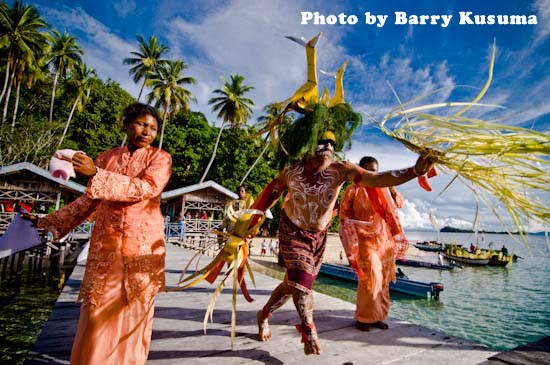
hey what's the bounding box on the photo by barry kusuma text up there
[300,11,538,27]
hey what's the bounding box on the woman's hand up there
[20,212,39,227]
[71,153,97,177]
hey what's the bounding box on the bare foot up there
[257,310,272,341]
[296,323,321,355]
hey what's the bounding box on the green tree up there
[44,29,83,122]
[239,103,293,185]
[58,63,96,148]
[204,126,277,194]
[162,111,216,188]
[146,59,196,149]
[123,34,169,101]
[63,78,135,157]
[0,0,48,123]
[201,74,254,183]
[0,117,59,166]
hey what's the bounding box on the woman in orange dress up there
[339,156,406,331]
[34,103,171,364]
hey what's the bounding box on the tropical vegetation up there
[0,0,278,198]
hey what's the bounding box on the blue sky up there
[28,0,549,233]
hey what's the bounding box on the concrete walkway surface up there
[26,242,500,365]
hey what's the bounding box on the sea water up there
[314,231,550,351]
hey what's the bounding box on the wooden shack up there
[161,181,238,247]
[161,180,237,219]
[0,162,88,288]
[0,162,85,233]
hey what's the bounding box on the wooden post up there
[14,252,25,293]
[27,250,34,284]
[59,245,66,270]
[38,246,46,286]
[45,245,52,285]
[33,247,40,279]
[1,257,8,283]
[55,192,62,210]
[9,254,16,278]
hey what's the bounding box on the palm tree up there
[10,55,47,128]
[239,103,292,185]
[44,29,83,122]
[208,74,254,129]
[123,35,169,101]
[200,74,254,183]
[0,0,48,123]
[57,63,96,148]
[146,60,196,149]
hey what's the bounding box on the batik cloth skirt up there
[278,211,327,293]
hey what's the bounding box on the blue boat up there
[396,258,454,270]
[319,263,444,300]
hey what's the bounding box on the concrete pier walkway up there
[27,242,498,364]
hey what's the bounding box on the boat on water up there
[396,258,454,270]
[412,241,445,252]
[319,263,444,300]
[444,244,515,266]
[442,253,490,265]
[488,255,513,266]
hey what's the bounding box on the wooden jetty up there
[27,243,500,364]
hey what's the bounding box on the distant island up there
[440,226,546,236]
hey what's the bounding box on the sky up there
[27,0,549,233]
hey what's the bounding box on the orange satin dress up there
[339,185,405,324]
[39,146,172,365]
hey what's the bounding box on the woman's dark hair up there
[120,103,160,128]
[359,156,378,169]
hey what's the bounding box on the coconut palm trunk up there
[158,105,168,149]
[10,80,21,128]
[137,79,146,101]
[239,136,270,185]
[0,53,12,105]
[199,122,225,183]
[57,97,79,149]
[49,71,59,122]
[1,67,16,123]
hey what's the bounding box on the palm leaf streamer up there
[169,210,265,348]
[372,42,549,236]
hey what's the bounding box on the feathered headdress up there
[258,33,361,168]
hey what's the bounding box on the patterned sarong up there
[278,211,327,292]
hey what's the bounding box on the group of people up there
[1,199,47,214]
[259,238,278,257]
[24,102,436,364]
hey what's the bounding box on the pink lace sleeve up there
[38,195,99,241]
[87,151,171,202]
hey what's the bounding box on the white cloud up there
[161,0,347,124]
[38,6,140,97]
[398,200,432,230]
[159,0,457,126]
[113,0,136,18]
[532,0,550,45]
